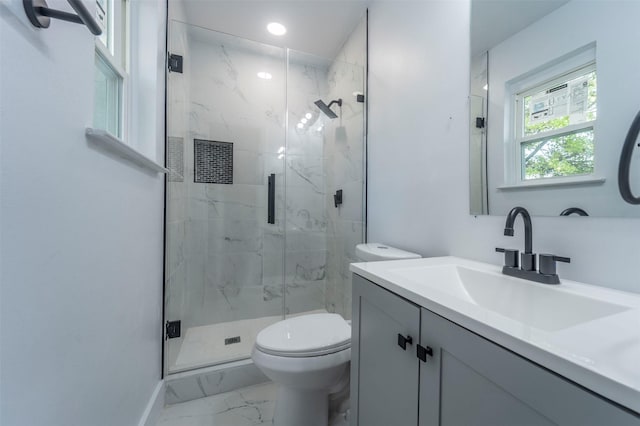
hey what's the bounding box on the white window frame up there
[514,63,596,182]
[504,45,597,186]
[94,0,130,140]
[88,0,167,172]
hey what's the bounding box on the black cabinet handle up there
[397,334,413,350]
[417,344,433,362]
[267,173,275,224]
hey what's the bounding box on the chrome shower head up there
[314,98,342,119]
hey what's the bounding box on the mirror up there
[470,0,640,217]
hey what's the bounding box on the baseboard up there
[138,380,165,426]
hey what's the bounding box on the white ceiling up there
[177,0,368,59]
[471,0,570,57]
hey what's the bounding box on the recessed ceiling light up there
[305,113,312,119]
[296,123,304,129]
[301,118,308,124]
[257,72,272,80]
[267,22,287,36]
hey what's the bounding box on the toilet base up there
[273,386,328,426]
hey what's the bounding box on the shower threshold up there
[169,309,328,373]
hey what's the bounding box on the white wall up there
[368,0,640,295]
[0,0,165,425]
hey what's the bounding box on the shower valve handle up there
[334,189,343,208]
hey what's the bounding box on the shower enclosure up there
[164,20,367,374]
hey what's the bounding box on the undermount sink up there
[388,264,629,331]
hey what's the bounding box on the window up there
[94,54,122,136]
[94,0,129,139]
[514,63,597,181]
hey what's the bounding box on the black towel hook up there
[24,0,103,36]
[618,109,640,204]
[560,207,589,216]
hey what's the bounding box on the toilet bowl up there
[252,313,351,426]
[252,244,421,426]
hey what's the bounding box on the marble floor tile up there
[157,382,350,426]
[157,382,276,426]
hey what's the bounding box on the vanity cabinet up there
[351,274,640,426]
[351,271,421,425]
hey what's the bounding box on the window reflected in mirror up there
[469,0,640,217]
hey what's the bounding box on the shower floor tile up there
[156,382,350,426]
[172,309,327,372]
[174,316,281,370]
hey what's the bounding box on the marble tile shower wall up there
[183,36,287,328]
[324,18,367,320]
[283,57,330,315]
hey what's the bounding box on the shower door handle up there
[267,173,275,224]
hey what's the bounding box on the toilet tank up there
[355,243,421,262]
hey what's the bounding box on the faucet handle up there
[539,254,571,276]
[496,247,519,268]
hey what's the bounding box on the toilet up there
[355,243,422,262]
[251,243,421,426]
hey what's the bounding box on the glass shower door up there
[164,16,367,375]
[165,21,286,374]
[284,48,366,321]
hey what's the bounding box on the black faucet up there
[496,206,570,285]
[504,206,535,271]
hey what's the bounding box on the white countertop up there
[350,256,640,413]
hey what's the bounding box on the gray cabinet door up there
[351,274,421,426]
[419,308,640,426]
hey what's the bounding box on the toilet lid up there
[255,313,351,357]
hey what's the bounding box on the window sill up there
[497,176,605,191]
[86,128,168,173]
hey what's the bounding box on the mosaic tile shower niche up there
[194,139,233,184]
[167,136,185,182]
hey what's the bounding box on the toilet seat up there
[255,313,351,357]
